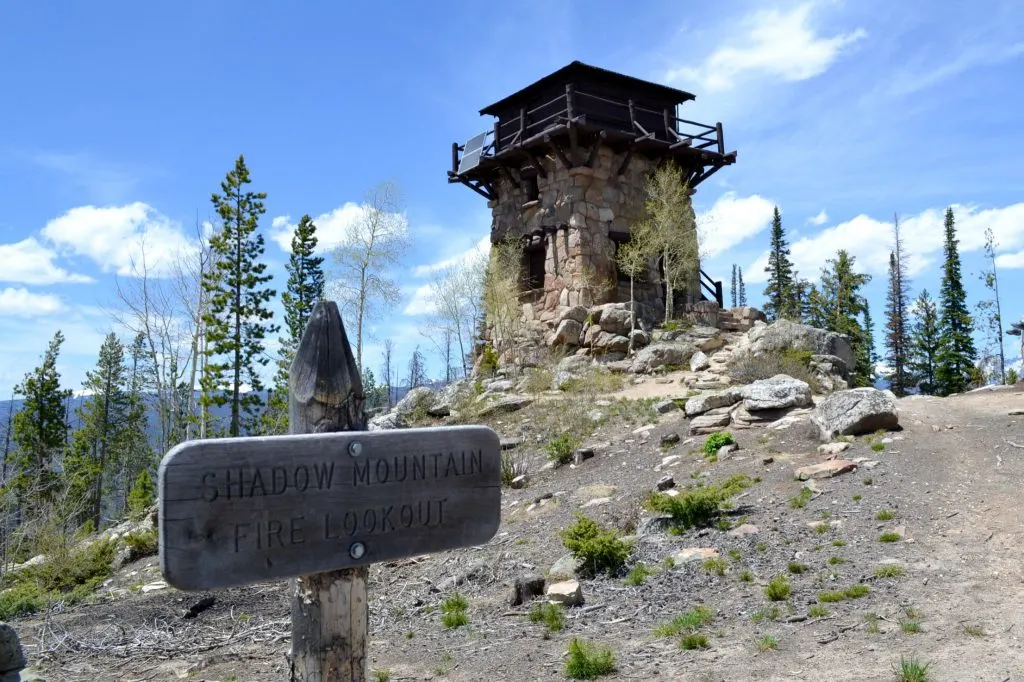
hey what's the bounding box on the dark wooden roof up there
[479,61,696,116]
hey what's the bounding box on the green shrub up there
[764,575,791,601]
[528,602,565,632]
[565,638,616,679]
[624,562,654,586]
[127,470,156,520]
[728,349,821,390]
[1007,367,1019,385]
[0,582,47,620]
[702,432,735,457]
[647,474,753,530]
[680,633,709,650]
[560,514,632,577]
[546,432,582,465]
[703,557,727,576]
[653,606,714,637]
[789,487,813,509]
[787,562,808,575]
[479,345,499,377]
[123,529,158,562]
[440,592,469,629]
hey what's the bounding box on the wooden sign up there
[158,425,502,591]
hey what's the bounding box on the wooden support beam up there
[716,122,725,156]
[669,138,692,150]
[451,143,459,175]
[689,164,724,188]
[585,130,606,168]
[544,134,573,170]
[566,84,575,120]
[526,148,548,178]
[289,301,368,682]
[617,145,635,176]
[493,121,501,154]
[519,107,526,144]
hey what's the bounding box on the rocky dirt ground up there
[10,382,1024,682]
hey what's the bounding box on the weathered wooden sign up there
[158,425,502,591]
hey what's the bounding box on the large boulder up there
[810,387,899,441]
[550,318,583,347]
[598,307,632,336]
[740,319,856,374]
[369,412,407,431]
[593,331,629,354]
[684,387,742,417]
[558,305,589,325]
[740,375,813,411]
[628,341,698,374]
[393,386,436,417]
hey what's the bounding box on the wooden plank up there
[158,426,501,590]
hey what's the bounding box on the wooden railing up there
[699,269,723,307]
[454,85,727,172]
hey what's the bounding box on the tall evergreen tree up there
[909,290,941,394]
[201,155,279,437]
[737,267,747,306]
[120,334,153,513]
[816,250,873,386]
[263,214,325,435]
[883,215,912,396]
[862,300,877,383]
[730,264,738,308]
[792,276,811,323]
[407,346,427,388]
[762,206,796,321]
[9,331,71,513]
[64,333,130,529]
[935,207,977,395]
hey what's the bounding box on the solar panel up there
[457,132,489,174]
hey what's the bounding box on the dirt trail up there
[13,387,1024,682]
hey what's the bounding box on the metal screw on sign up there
[348,441,362,457]
[349,542,366,560]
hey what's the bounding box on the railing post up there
[289,301,368,682]
[628,99,636,130]
[493,120,501,153]
[451,142,459,175]
[519,107,526,142]
[565,84,575,121]
[663,108,673,141]
[716,122,725,155]
[715,280,724,308]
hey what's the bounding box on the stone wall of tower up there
[487,146,669,328]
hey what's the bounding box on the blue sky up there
[1,0,1023,396]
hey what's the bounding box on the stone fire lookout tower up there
[448,61,737,329]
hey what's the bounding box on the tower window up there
[523,172,540,203]
[522,240,545,290]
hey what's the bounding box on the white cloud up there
[697,193,775,258]
[996,250,1024,269]
[271,203,409,254]
[403,283,436,317]
[890,42,1024,97]
[745,202,1024,283]
[808,210,829,225]
[41,202,195,277]
[0,237,94,285]
[412,235,490,277]
[666,2,866,92]
[0,287,64,317]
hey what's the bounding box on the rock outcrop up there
[810,387,899,441]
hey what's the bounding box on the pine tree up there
[737,267,747,306]
[762,206,796,321]
[975,227,1006,384]
[792,276,811,323]
[201,155,279,437]
[909,290,941,394]
[10,331,71,513]
[935,207,977,395]
[63,332,130,529]
[730,264,738,308]
[407,346,427,388]
[862,300,877,383]
[262,214,325,435]
[816,250,872,386]
[883,215,912,396]
[119,334,154,513]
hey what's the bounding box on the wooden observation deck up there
[447,61,737,202]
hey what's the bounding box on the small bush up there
[874,564,905,579]
[738,570,754,583]
[440,593,469,629]
[756,634,779,652]
[729,349,821,390]
[808,605,829,618]
[561,514,632,577]
[127,470,156,520]
[875,509,896,521]
[750,606,780,623]
[647,474,754,530]
[871,442,886,452]
[790,487,813,509]
[787,562,808,575]
[123,529,158,562]
[565,638,616,679]
[702,432,735,457]
[900,618,922,634]
[546,432,582,465]
[479,345,499,377]
[879,531,902,543]
[894,655,931,682]
[653,605,714,637]
[624,562,654,586]
[680,633,710,650]
[764,575,791,601]
[1007,367,1020,385]
[528,602,565,633]
[373,669,392,682]
[501,451,525,487]
[703,557,727,576]
[844,584,869,599]
[0,582,47,621]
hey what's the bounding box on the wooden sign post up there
[158,301,502,681]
